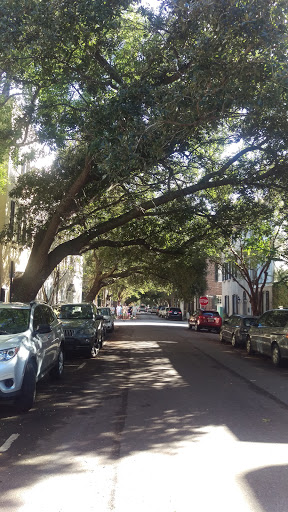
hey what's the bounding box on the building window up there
[0,288,6,302]
[243,291,247,315]
[9,200,15,233]
[224,295,229,316]
[214,264,219,282]
[265,291,269,312]
[232,294,239,314]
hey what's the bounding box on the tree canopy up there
[0,0,288,301]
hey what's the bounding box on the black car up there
[219,314,258,347]
[59,303,104,357]
[166,307,183,320]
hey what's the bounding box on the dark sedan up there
[166,307,182,320]
[219,314,258,347]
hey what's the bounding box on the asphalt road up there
[1,313,288,512]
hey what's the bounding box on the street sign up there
[199,296,208,306]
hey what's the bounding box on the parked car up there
[158,306,166,318]
[246,308,288,366]
[188,309,222,332]
[219,314,258,347]
[150,306,158,314]
[159,306,169,318]
[166,307,183,321]
[0,301,65,412]
[59,303,103,357]
[138,304,147,313]
[97,307,114,333]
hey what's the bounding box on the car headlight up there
[0,347,20,361]
[77,328,95,336]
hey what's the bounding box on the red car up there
[188,309,222,333]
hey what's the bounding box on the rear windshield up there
[202,311,219,317]
[170,308,181,312]
[0,308,30,334]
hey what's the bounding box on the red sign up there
[199,296,209,306]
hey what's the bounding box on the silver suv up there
[246,308,288,366]
[97,307,114,333]
[0,301,65,411]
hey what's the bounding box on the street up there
[1,313,288,512]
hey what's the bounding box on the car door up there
[251,311,273,355]
[222,316,234,342]
[43,305,61,365]
[32,305,53,374]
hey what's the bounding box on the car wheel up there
[99,329,104,348]
[246,337,253,355]
[231,333,237,348]
[272,343,282,367]
[89,340,100,358]
[188,323,192,330]
[219,330,224,343]
[196,324,201,332]
[50,347,64,379]
[15,361,37,412]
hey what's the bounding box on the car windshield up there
[202,312,219,317]
[0,308,30,334]
[99,308,110,316]
[244,317,258,326]
[59,305,93,320]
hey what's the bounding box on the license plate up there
[208,318,214,322]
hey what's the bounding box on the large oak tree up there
[0,0,288,301]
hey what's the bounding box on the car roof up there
[60,302,93,307]
[0,302,31,309]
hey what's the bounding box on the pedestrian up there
[116,304,122,319]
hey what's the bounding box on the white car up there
[0,301,65,412]
[97,307,114,333]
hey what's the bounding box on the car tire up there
[89,339,100,358]
[15,361,37,412]
[272,343,282,367]
[231,333,237,347]
[50,347,64,379]
[99,329,104,349]
[246,337,253,355]
[188,323,192,330]
[196,324,201,332]
[219,330,224,342]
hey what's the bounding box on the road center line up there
[0,433,20,452]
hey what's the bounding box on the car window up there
[99,308,110,316]
[0,308,30,334]
[60,305,93,319]
[269,310,288,327]
[229,316,238,326]
[243,317,257,327]
[202,312,219,317]
[42,306,55,325]
[33,306,44,330]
